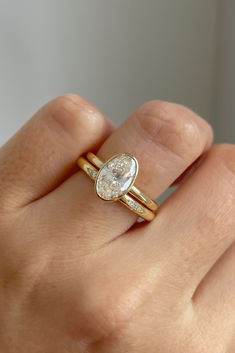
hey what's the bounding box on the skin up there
[0,94,234,353]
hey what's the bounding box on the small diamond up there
[87,168,98,180]
[126,198,144,213]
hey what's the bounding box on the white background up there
[0,0,234,146]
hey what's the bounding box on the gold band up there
[77,152,158,222]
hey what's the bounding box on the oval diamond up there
[95,153,138,201]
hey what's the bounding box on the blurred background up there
[0,0,234,146]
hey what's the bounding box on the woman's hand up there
[0,94,234,353]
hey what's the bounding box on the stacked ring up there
[77,152,158,221]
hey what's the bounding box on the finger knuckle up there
[80,282,128,339]
[136,100,210,160]
[45,94,105,140]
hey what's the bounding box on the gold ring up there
[77,152,158,221]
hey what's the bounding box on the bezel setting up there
[95,153,139,201]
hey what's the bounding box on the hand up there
[0,94,234,353]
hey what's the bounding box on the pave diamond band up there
[77,152,158,221]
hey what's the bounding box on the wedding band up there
[77,152,158,221]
